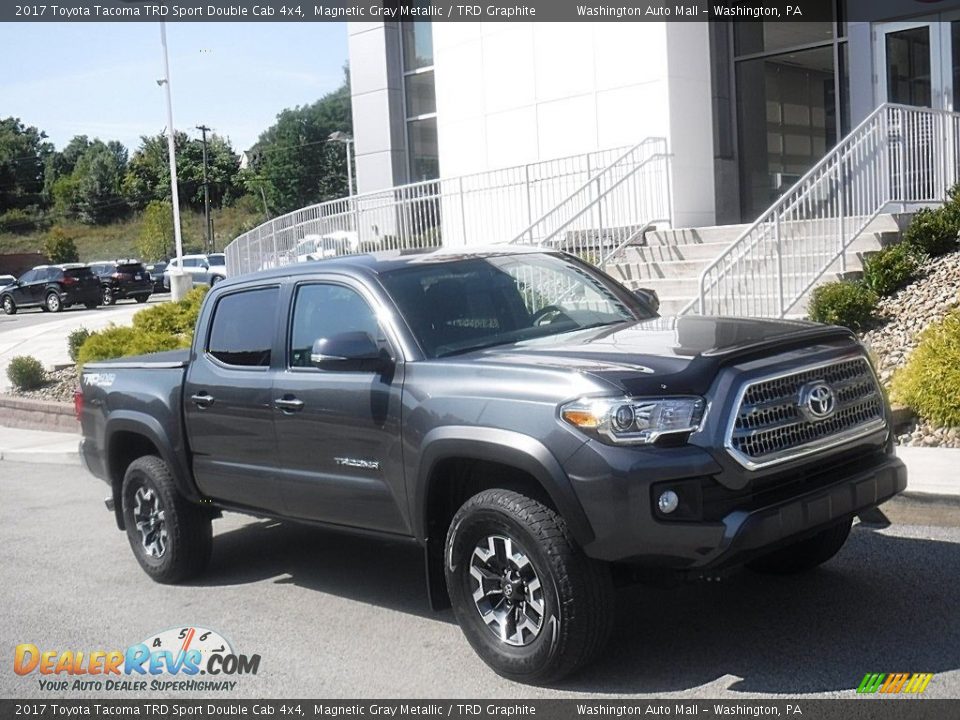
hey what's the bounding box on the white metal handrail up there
[686,103,960,317]
[224,144,664,276]
[510,138,672,264]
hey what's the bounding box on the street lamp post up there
[158,22,191,301]
[327,131,354,197]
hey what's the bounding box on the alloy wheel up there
[133,486,167,559]
[46,293,60,312]
[2,297,12,314]
[469,534,545,646]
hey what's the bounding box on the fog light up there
[658,490,680,514]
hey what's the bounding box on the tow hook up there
[104,495,115,512]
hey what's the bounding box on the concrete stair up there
[604,214,908,317]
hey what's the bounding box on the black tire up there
[45,291,62,313]
[210,275,222,287]
[747,517,853,575]
[102,287,116,306]
[2,296,16,315]
[121,455,212,584]
[445,489,614,684]
[84,302,99,310]
[135,294,150,303]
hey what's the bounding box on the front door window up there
[885,26,933,107]
[877,17,960,112]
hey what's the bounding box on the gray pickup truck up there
[78,246,906,683]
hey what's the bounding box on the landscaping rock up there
[860,248,960,448]
[8,366,79,404]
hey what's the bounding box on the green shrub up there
[76,326,188,367]
[808,281,877,330]
[7,356,46,391]
[902,207,959,257]
[68,327,92,362]
[861,244,921,297]
[76,289,208,367]
[131,286,207,338]
[891,310,960,426]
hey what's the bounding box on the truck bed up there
[83,348,191,369]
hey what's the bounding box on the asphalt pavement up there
[2,461,958,700]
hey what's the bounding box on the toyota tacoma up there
[77,247,906,683]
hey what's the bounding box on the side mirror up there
[634,288,660,313]
[311,332,389,372]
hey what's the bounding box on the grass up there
[0,203,265,263]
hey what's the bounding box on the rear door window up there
[65,268,95,280]
[207,288,279,367]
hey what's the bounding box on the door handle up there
[190,392,215,408]
[274,397,305,412]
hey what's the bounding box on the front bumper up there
[566,439,906,569]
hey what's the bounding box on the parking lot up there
[2,461,958,699]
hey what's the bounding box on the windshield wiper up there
[437,339,519,358]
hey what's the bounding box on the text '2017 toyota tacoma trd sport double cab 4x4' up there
[78,247,906,683]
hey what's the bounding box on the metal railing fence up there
[510,138,672,264]
[225,142,671,277]
[687,103,960,318]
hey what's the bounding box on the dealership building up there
[348,1,960,227]
[227,1,960,317]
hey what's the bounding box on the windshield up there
[380,253,654,358]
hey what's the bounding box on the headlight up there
[560,396,705,445]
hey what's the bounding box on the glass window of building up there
[401,16,438,181]
[733,14,848,220]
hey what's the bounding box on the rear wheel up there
[747,517,853,575]
[2,296,16,315]
[445,489,614,684]
[45,292,62,313]
[121,455,212,584]
[102,287,116,306]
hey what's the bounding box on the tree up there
[72,141,127,224]
[124,131,242,212]
[136,200,174,262]
[247,76,352,215]
[0,117,53,212]
[44,227,79,263]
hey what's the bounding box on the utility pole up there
[196,124,214,253]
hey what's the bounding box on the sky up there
[0,22,348,153]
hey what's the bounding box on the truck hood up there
[464,315,857,395]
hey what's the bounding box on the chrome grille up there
[727,357,886,469]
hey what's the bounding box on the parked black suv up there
[1,264,101,314]
[89,260,153,305]
[78,247,906,683]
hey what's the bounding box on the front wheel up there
[2,296,16,315]
[747,517,853,575]
[445,489,614,684]
[102,287,116,306]
[121,455,212,584]
[45,292,62,313]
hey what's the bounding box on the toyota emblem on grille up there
[799,381,836,421]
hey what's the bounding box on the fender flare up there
[413,426,594,548]
[104,411,199,505]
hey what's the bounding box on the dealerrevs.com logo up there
[14,626,260,692]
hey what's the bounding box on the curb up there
[0,448,81,466]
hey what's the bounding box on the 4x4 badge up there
[799,380,836,421]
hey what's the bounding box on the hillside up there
[0,203,264,263]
